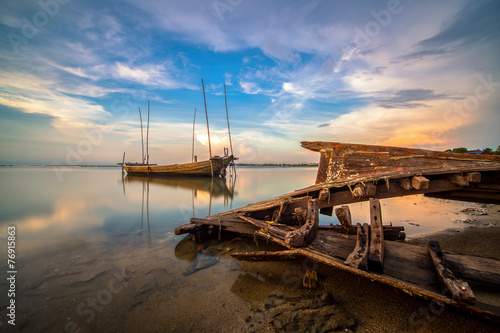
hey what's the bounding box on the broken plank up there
[174,223,205,235]
[334,205,352,231]
[190,216,258,236]
[344,223,370,270]
[427,241,476,304]
[318,188,330,201]
[412,176,430,190]
[285,199,319,247]
[368,198,384,272]
[237,215,288,239]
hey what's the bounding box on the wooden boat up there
[123,155,235,178]
[175,141,500,323]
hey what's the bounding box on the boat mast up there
[146,100,150,166]
[224,84,234,157]
[201,79,212,159]
[192,107,197,163]
[139,107,145,164]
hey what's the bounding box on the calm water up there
[0,166,480,332]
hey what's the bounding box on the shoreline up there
[406,203,500,258]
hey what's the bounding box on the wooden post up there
[412,175,429,189]
[335,206,352,231]
[318,188,330,201]
[368,198,384,272]
[344,223,370,271]
[427,241,476,304]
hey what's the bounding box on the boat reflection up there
[122,174,237,246]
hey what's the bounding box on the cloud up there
[375,89,455,109]
[398,0,500,62]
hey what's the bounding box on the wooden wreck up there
[174,141,500,323]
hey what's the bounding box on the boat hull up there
[123,156,235,177]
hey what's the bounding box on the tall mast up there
[224,84,234,156]
[192,107,197,162]
[139,107,145,164]
[201,79,212,158]
[146,100,150,166]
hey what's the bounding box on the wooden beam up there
[399,178,412,190]
[174,223,205,235]
[465,172,481,183]
[335,205,352,231]
[368,198,384,272]
[448,173,469,186]
[427,241,476,304]
[318,225,405,241]
[285,199,319,247]
[412,176,430,189]
[365,182,377,196]
[318,188,330,201]
[352,183,365,197]
[344,223,370,270]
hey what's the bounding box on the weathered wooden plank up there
[427,241,476,304]
[318,225,405,241]
[174,223,205,235]
[334,205,352,231]
[190,216,258,236]
[412,176,430,189]
[344,223,370,270]
[368,198,384,272]
[285,199,319,247]
[445,251,500,285]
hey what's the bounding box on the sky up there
[0,0,499,165]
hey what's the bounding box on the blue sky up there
[0,0,499,164]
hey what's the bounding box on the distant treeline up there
[236,163,319,167]
[445,146,500,155]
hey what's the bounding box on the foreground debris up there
[175,141,500,324]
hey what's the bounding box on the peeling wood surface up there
[300,141,500,185]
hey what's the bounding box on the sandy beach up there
[406,203,500,258]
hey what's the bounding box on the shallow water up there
[0,166,484,332]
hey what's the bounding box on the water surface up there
[0,166,480,332]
